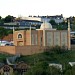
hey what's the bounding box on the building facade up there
[29,14,64,23]
[13,22,70,49]
[1,14,64,30]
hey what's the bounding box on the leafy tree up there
[26,61,48,75]
[49,66,61,75]
[0,16,4,24]
[49,20,57,25]
[4,15,15,23]
[6,29,13,34]
[0,16,2,20]
[0,27,8,41]
[71,24,75,31]
[64,69,72,75]
[63,65,75,75]
[71,65,75,75]
[25,61,61,75]
[49,19,68,30]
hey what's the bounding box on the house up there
[29,14,64,24]
[0,64,13,75]
[14,61,29,75]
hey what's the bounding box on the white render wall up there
[45,31,68,47]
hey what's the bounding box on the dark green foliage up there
[6,29,13,34]
[0,27,13,41]
[0,15,15,23]
[16,49,75,66]
[57,24,67,30]
[63,65,75,75]
[15,48,75,75]
[49,19,68,30]
[0,27,8,41]
[49,20,57,25]
[0,16,4,24]
[25,61,61,75]
[0,16,1,20]
[4,15,14,23]
[0,48,75,75]
[0,53,13,63]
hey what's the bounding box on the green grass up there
[0,49,75,67]
[15,50,75,67]
[0,53,13,62]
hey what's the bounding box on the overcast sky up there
[0,0,75,18]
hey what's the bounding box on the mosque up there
[13,20,71,50]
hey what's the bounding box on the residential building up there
[29,14,64,24]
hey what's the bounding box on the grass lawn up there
[15,50,75,67]
[0,53,13,62]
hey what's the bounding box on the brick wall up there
[0,46,46,55]
[0,45,73,55]
[15,46,45,55]
[0,46,15,54]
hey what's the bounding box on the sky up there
[0,0,75,18]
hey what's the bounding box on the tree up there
[6,29,13,34]
[0,16,4,24]
[0,16,2,20]
[49,20,57,25]
[25,61,61,75]
[0,27,8,41]
[64,69,72,75]
[4,15,15,23]
[71,65,75,75]
[49,66,61,75]
[25,61,49,75]
[63,65,75,75]
[49,20,58,28]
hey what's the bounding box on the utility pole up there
[68,19,71,50]
[30,24,32,45]
[43,20,46,46]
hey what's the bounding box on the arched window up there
[3,66,10,72]
[18,34,22,39]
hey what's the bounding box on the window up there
[3,66,10,72]
[18,34,22,39]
